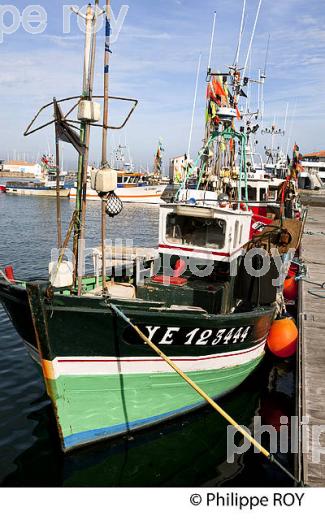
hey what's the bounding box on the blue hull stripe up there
[63,398,214,450]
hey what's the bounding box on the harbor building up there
[169,154,195,184]
[301,151,325,186]
[0,160,42,178]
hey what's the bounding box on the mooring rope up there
[110,302,303,486]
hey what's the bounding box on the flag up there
[207,79,227,101]
[54,100,85,156]
[212,77,227,98]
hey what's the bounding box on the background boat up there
[5,155,71,198]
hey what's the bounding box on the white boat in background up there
[5,183,70,197]
[70,170,166,204]
[5,154,70,197]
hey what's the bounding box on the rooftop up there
[3,160,39,166]
[303,151,325,158]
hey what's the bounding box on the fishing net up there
[104,191,123,217]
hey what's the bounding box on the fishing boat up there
[69,170,165,204]
[5,155,70,198]
[0,2,304,453]
[69,139,166,204]
[167,2,303,233]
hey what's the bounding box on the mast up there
[101,0,111,291]
[286,100,297,157]
[234,0,246,67]
[243,0,262,77]
[207,11,216,72]
[205,11,217,147]
[55,106,62,249]
[283,102,289,133]
[72,3,98,294]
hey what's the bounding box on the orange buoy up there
[283,276,298,300]
[267,317,298,358]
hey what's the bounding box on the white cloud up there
[1,0,325,165]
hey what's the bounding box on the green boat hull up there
[0,279,275,452]
[47,357,263,450]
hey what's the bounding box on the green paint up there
[46,355,263,442]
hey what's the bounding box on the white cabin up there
[159,203,252,263]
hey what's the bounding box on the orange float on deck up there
[283,276,298,300]
[267,317,298,358]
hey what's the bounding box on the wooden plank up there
[299,206,325,486]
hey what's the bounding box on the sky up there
[0,0,324,171]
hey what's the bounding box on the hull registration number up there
[124,325,252,347]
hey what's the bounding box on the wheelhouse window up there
[241,187,257,201]
[166,214,226,249]
[260,188,267,201]
[233,220,239,247]
[268,186,278,201]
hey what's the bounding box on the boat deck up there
[298,205,325,486]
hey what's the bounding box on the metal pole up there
[243,0,262,76]
[102,0,110,165]
[73,4,93,287]
[78,3,99,296]
[101,0,111,292]
[234,0,246,66]
[257,69,261,115]
[54,110,62,249]
[286,100,297,157]
[283,102,289,133]
[70,3,98,294]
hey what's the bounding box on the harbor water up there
[0,194,295,486]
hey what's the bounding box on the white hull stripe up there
[49,341,266,377]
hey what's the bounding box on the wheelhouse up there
[159,203,252,263]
